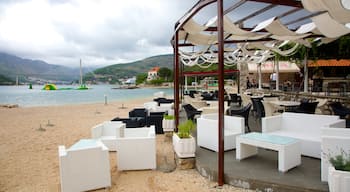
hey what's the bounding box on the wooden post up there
[217,0,225,186]
[174,31,180,131]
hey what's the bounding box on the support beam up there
[235,4,276,25]
[247,0,302,8]
[174,31,180,131]
[223,0,246,15]
[275,58,280,91]
[303,50,309,92]
[217,0,225,186]
[258,64,262,89]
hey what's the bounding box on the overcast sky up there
[0,0,197,67]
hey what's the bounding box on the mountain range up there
[0,52,91,84]
[84,54,173,83]
[0,52,173,85]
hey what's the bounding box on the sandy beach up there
[0,98,251,192]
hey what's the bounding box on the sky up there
[0,0,197,67]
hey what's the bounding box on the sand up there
[0,98,251,192]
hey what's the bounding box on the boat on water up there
[77,59,90,90]
[112,85,139,89]
[76,84,89,90]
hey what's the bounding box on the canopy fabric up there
[183,19,208,34]
[248,61,300,73]
[223,16,269,40]
[310,12,350,38]
[176,0,350,48]
[301,0,350,24]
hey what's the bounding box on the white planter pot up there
[328,166,350,192]
[162,119,175,132]
[172,134,196,158]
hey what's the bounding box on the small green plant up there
[163,114,175,120]
[177,120,195,138]
[328,149,350,172]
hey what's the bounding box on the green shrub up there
[329,150,350,171]
[163,114,175,120]
[177,120,195,138]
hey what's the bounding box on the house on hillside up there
[147,67,160,81]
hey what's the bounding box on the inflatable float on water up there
[42,84,89,90]
[42,84,57,90]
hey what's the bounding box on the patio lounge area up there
[194,114,329,192]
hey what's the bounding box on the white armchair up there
[116,126,156,170]
[197,113,245,152]
[91,121,126,151]
[58,139,111,192]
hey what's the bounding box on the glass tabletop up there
[240,132,298,145]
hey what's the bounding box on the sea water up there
[0,85,173,107]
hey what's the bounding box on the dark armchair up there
[251,97,265,118]
[228,93,242,107]
[183,104,202,120]
[111,117,144,128]
[329,102,350,119]
[227,103,252,133]
[128,108,148,127]
[147,111,166,134]
[291,101,319,114]
[153,97,174,106]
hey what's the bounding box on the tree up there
[158,67,172,81]
[136,73,148,85]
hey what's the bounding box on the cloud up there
[0,0,196,67]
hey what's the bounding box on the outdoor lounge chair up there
[183,103,202,120]
[58,139,111,192]
[116,126,156,170]
[111,117,144,128]
[228,103,252,133]
[91,121,126,151]
[128,108,148,126]
[147,111,165,134]
[291,101,319,114]
[197,113,245,151]
[251,97,265,118]
[329,102,350,119]
[228,93,242,107]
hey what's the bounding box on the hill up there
[0,74,15,85]
[0,52,174,85]
[0,52,94,84]
[84,54,173,83]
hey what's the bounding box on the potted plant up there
[172,119,196,158]
[162,114,175,132]
[328,149,350,192]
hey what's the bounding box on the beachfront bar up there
[172,0,350,190]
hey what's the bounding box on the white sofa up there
[116,126,156,170]
[91,121,126,151]
[197,113,245,152]
[321,127,350,182]
[59,139,111,192]
[262,112,345,159]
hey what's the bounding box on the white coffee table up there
[236,132,301,172]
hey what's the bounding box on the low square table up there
[236,132,301,172]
